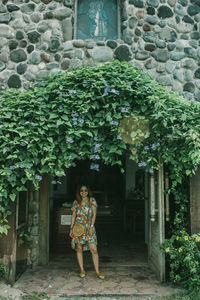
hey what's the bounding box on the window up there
[75,0,120,41]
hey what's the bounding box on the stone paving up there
[0,235,183,300]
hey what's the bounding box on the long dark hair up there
[75,184,92,203]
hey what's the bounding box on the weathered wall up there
[0,0,200,101]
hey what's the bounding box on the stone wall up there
[0,0,200,272]
[0,0,200,101]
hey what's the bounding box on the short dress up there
[71,197,98,251]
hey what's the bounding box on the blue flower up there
[57,174,63,177]
[66,137,74,143]
[53,124,59,128]
[68,90,76,96]
[9,166,15,170]
[26,165,31,169]
[125,102,130,107]
[110,121,119,126]
[21,142,27,147]
[138,162,147,167]
[117,135,122,140]
[104,86,111,95]
[111,89,120,95]
[157,142,160,147]
[69,155,74,160]
[36,175,42,181]
[20,164,25,168]
[151,144,157,150]
[90,155,94,160]
[5,147,10,152]
[71,113,79,117]
[73,119,77,125]
[121,107,129,113]
[83,80,87,84]
[59,106,63,110]
[95,154,100,160]
[31,123,35,127]
[90,163,100,171]
[8,176,16,182]
[79,118,84,124]
[144,146,149,151]
[94,144,100,153]
[51,180,57,185]
[93,137,98,141]
[149,169,154,174]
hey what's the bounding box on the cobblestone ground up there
[0,238,182,300]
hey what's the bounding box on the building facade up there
[0,0,200,283]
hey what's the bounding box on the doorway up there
[49,157,148,268]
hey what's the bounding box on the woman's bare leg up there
[88,243,99,274]
[76,244,84,271]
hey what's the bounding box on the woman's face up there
[80,186,88,198]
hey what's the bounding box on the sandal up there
[80,270,86,278]
[97,272,105,279]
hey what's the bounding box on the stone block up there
[114,45,132,61]
[0,13,11,24]
[7,74,21,88]
[156,74,172,86]
[0,24,14,38]
[10,49,27,63]
[21,3,36,14]
[157,5,173,18]
[61,18,72,42]
[54,8,71,20]
[92,47,113,62]
[152,49,169,62]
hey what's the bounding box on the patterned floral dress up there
[71,197,97,251]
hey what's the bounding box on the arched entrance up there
[2,60,197,285]
[39,157,165,282]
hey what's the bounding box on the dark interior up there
[50,160,145,255]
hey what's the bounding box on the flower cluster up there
[90,163,100,171]
[110,120,118,126]
[94,143,101,153]
[66,137,74,143]
[68,90,76,96]
[138,161,147,167]
[103,86,119,96]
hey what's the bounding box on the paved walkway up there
[0,236,182,299]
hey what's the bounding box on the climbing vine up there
[0,61,200,288]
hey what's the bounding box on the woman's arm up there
[90,205,97,227]
[69,211,76,238]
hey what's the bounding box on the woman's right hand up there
[69,229,73,238]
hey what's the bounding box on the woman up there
[69,184,104,279]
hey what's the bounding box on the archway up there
[0,61,199,284]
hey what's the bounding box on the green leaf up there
[10,194,16,202]
[186,170,191,176]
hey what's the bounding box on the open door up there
[148,163,165,282]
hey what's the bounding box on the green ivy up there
[0,61,200,287]
[0,263,7,279]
